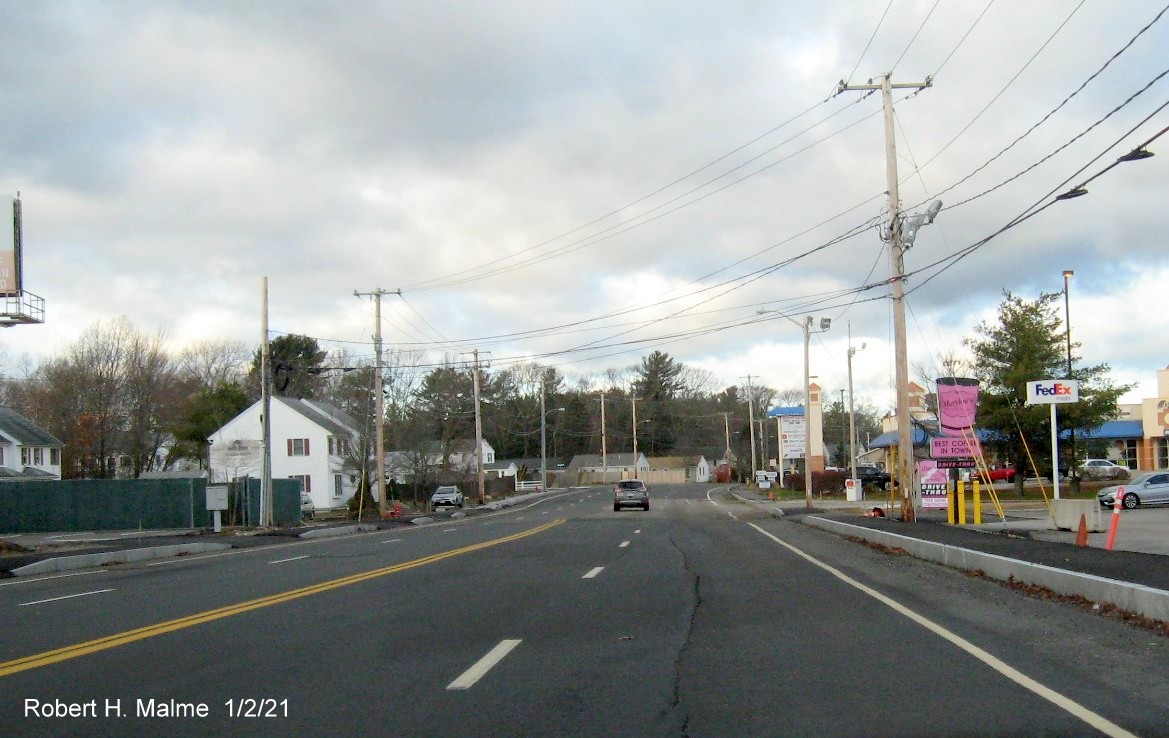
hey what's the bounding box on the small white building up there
[208,397,365,512]
[0,406,64,481]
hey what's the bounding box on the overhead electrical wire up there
[906,2,1168,212]
[398,96,843,292]
[913,0,1089,172]
[400,98,884,293]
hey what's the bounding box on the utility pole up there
[599,392,607,474]
[471,349,485,505]
[631,397,639,479]
[260,277,272,527]
[722,412,732,460]
[355,288,399,518]
[540,378,547,494]
[742,375,757,481]
[837,73,932,521]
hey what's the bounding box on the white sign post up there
[1025,380,1080,500]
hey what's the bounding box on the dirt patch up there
[0,539,31,554]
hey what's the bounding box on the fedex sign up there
[1026,379,1080,405]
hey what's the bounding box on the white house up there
[208,397,365,511]
[423,439,495,472]
[647,455,712,483]
[0,406,64,481]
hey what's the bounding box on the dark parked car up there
[613,480,649,511]
[854,465,891,488]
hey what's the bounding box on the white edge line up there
[19,588,116,607]
[582,566,604,579]
[0,569,108,587]
[746,522,1138,738]
[381,538,402,544]
[446,639,522,690]
[268,555,310,565]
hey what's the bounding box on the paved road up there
[2,485,1167,737]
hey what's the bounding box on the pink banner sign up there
[936,377,979,437]
[931,436,979,458]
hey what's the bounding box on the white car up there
[1078,459,1129,481]
[430,485,464,508]
[1097,472,1169,509]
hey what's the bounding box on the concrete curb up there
[10,542,233,577]
[803,516,1169,623]
[298,523,378,539]
[728,488,787,518]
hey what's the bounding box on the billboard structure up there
[0,193,44,326]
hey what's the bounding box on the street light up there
[757,310,831,508]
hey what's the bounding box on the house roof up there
[648,455,708,469]
[566,453,641,472]
[424,438,494,455]
[0,406,63,448]
[276,397,361,438]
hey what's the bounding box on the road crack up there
[669,534,702,738]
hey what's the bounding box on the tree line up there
[0,290,1125,489]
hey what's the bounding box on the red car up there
[970,466,1018,484]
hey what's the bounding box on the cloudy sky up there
[1,1,1166,411]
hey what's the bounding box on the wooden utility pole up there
[261,277,272,526]
[837,73,932,521]
[472,349,485,505]
[355,288,398,517]
[742,375,757,480]
[599,392,607,474]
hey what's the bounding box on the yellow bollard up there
[957,481,967,525]
[973,480,982,525]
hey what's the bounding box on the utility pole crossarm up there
[837,75,932,94]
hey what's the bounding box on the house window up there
[290,474,311,493]
[334,475,343,498]
[21,448,29,465]
[33,448,44,465]
[0,447,4,466]
[328,436,336,455]
[50,448,60,465]
[1157,438,1169,470]
[287,438,310,456]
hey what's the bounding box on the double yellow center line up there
[1,519,564,677]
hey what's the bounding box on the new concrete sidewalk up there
[732,488,1169,624]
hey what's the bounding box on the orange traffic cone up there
[1075,514,1089,547]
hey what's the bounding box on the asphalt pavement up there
[5,486,1169,623]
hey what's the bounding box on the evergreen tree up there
[964,291,1131,488]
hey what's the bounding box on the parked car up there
[300,492,315,520]
[1078,458,1130,481]
[854,465,891,488]
[970,465,1018,484]
[1097,472,1169,509]
[431,485,464,509]
[613,479,649,511]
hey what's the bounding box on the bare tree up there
[177,339,250,386]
